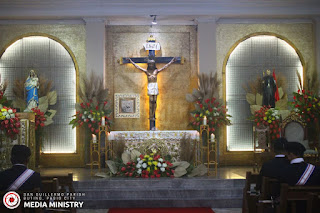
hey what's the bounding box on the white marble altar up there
[108,130,199,160]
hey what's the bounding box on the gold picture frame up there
[114,93,140,118]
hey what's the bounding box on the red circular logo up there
[3,191,20,209]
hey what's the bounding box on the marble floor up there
[39,166,253,181]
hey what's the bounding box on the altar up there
[108,130,199,160]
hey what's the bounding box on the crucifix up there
[119,35,184,130]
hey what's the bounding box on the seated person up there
[0,145,42,191]
[283,142,320,186]
[256,138,289,191]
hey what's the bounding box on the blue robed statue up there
[24,70,39,112]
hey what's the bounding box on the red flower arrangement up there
[0,106,20,139]
[250,106,281,140]
[31,108,46,131]
[190,98,231,134]
[292,89,320,124]
[70,100,112,134]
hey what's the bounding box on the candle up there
[92,134,97,143]
[101,117,106,126]
[203,116,207,125]
[197,132,200,141]
[210,133,215,142]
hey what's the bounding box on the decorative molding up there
[0,1,319,19]
[83,17,107,24]
[114,93,140,118]
[217,18,313,24]
[0,19,85,25]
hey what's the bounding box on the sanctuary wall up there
[216,23,315,165]
[0,24,86,167]
[0,24,86,77]
[106,26,198,131]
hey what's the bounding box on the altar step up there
[74,178,245,209]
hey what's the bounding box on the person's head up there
[266,69,271,75]
[147,56,156,71]
[10,145,31,165]
[273,137,288,155]
[286,142,306,161]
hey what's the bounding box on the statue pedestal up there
[0,112,36,170]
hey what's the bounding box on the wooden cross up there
[118,35,184,130]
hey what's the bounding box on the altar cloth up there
[109,130,198,142]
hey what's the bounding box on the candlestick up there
[210,133,215,142]
[203,116,207,125]
[92,134,97,143]
[101,117,106,126]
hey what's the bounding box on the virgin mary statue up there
[24,70,39,112]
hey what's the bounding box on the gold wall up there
[0,24,86,167]
[216,23,315,165]
[106,26,198,131]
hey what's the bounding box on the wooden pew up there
[42,177,59,193]
[276,184,320,213]
[257,176,282,213]
[242,171,260,213]
[41,173,74,193]
[41,173,76,213]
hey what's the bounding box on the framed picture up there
[114,93,140,118]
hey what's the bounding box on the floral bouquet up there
[31,108,46,131]
[292,89,320,123]
[0,106,20,139]
[70,100,111,134]
[69,73,112,135]
[251,106,281,140]
[189,98,231,134]
[117,152,174,178]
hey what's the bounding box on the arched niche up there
[223,33,304,151]
[0,35,78,154]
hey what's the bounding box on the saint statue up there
[127,56,176,130]
[262,69,276,108]
[24,70,39,112]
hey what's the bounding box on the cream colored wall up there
[0,24,86,78]
[106,25,198,131]
[217,23,314,86]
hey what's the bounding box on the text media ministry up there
[23,201,84,208]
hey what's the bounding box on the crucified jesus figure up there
[127,56,176,130]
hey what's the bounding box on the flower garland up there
[0,106,20,139]
[292,89,320,124]
[70,100,112,134]
[117,153,174,178]
[251,106,281,140]
[189,98,231,134]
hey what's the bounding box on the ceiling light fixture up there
[150,15,157,25]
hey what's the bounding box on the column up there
[84,18,106,82]
[315,18,320,88]
[197,17,218,74]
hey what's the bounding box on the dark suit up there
[0,165,42,191]
[257,156,289,191]
[283,162,320,186]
